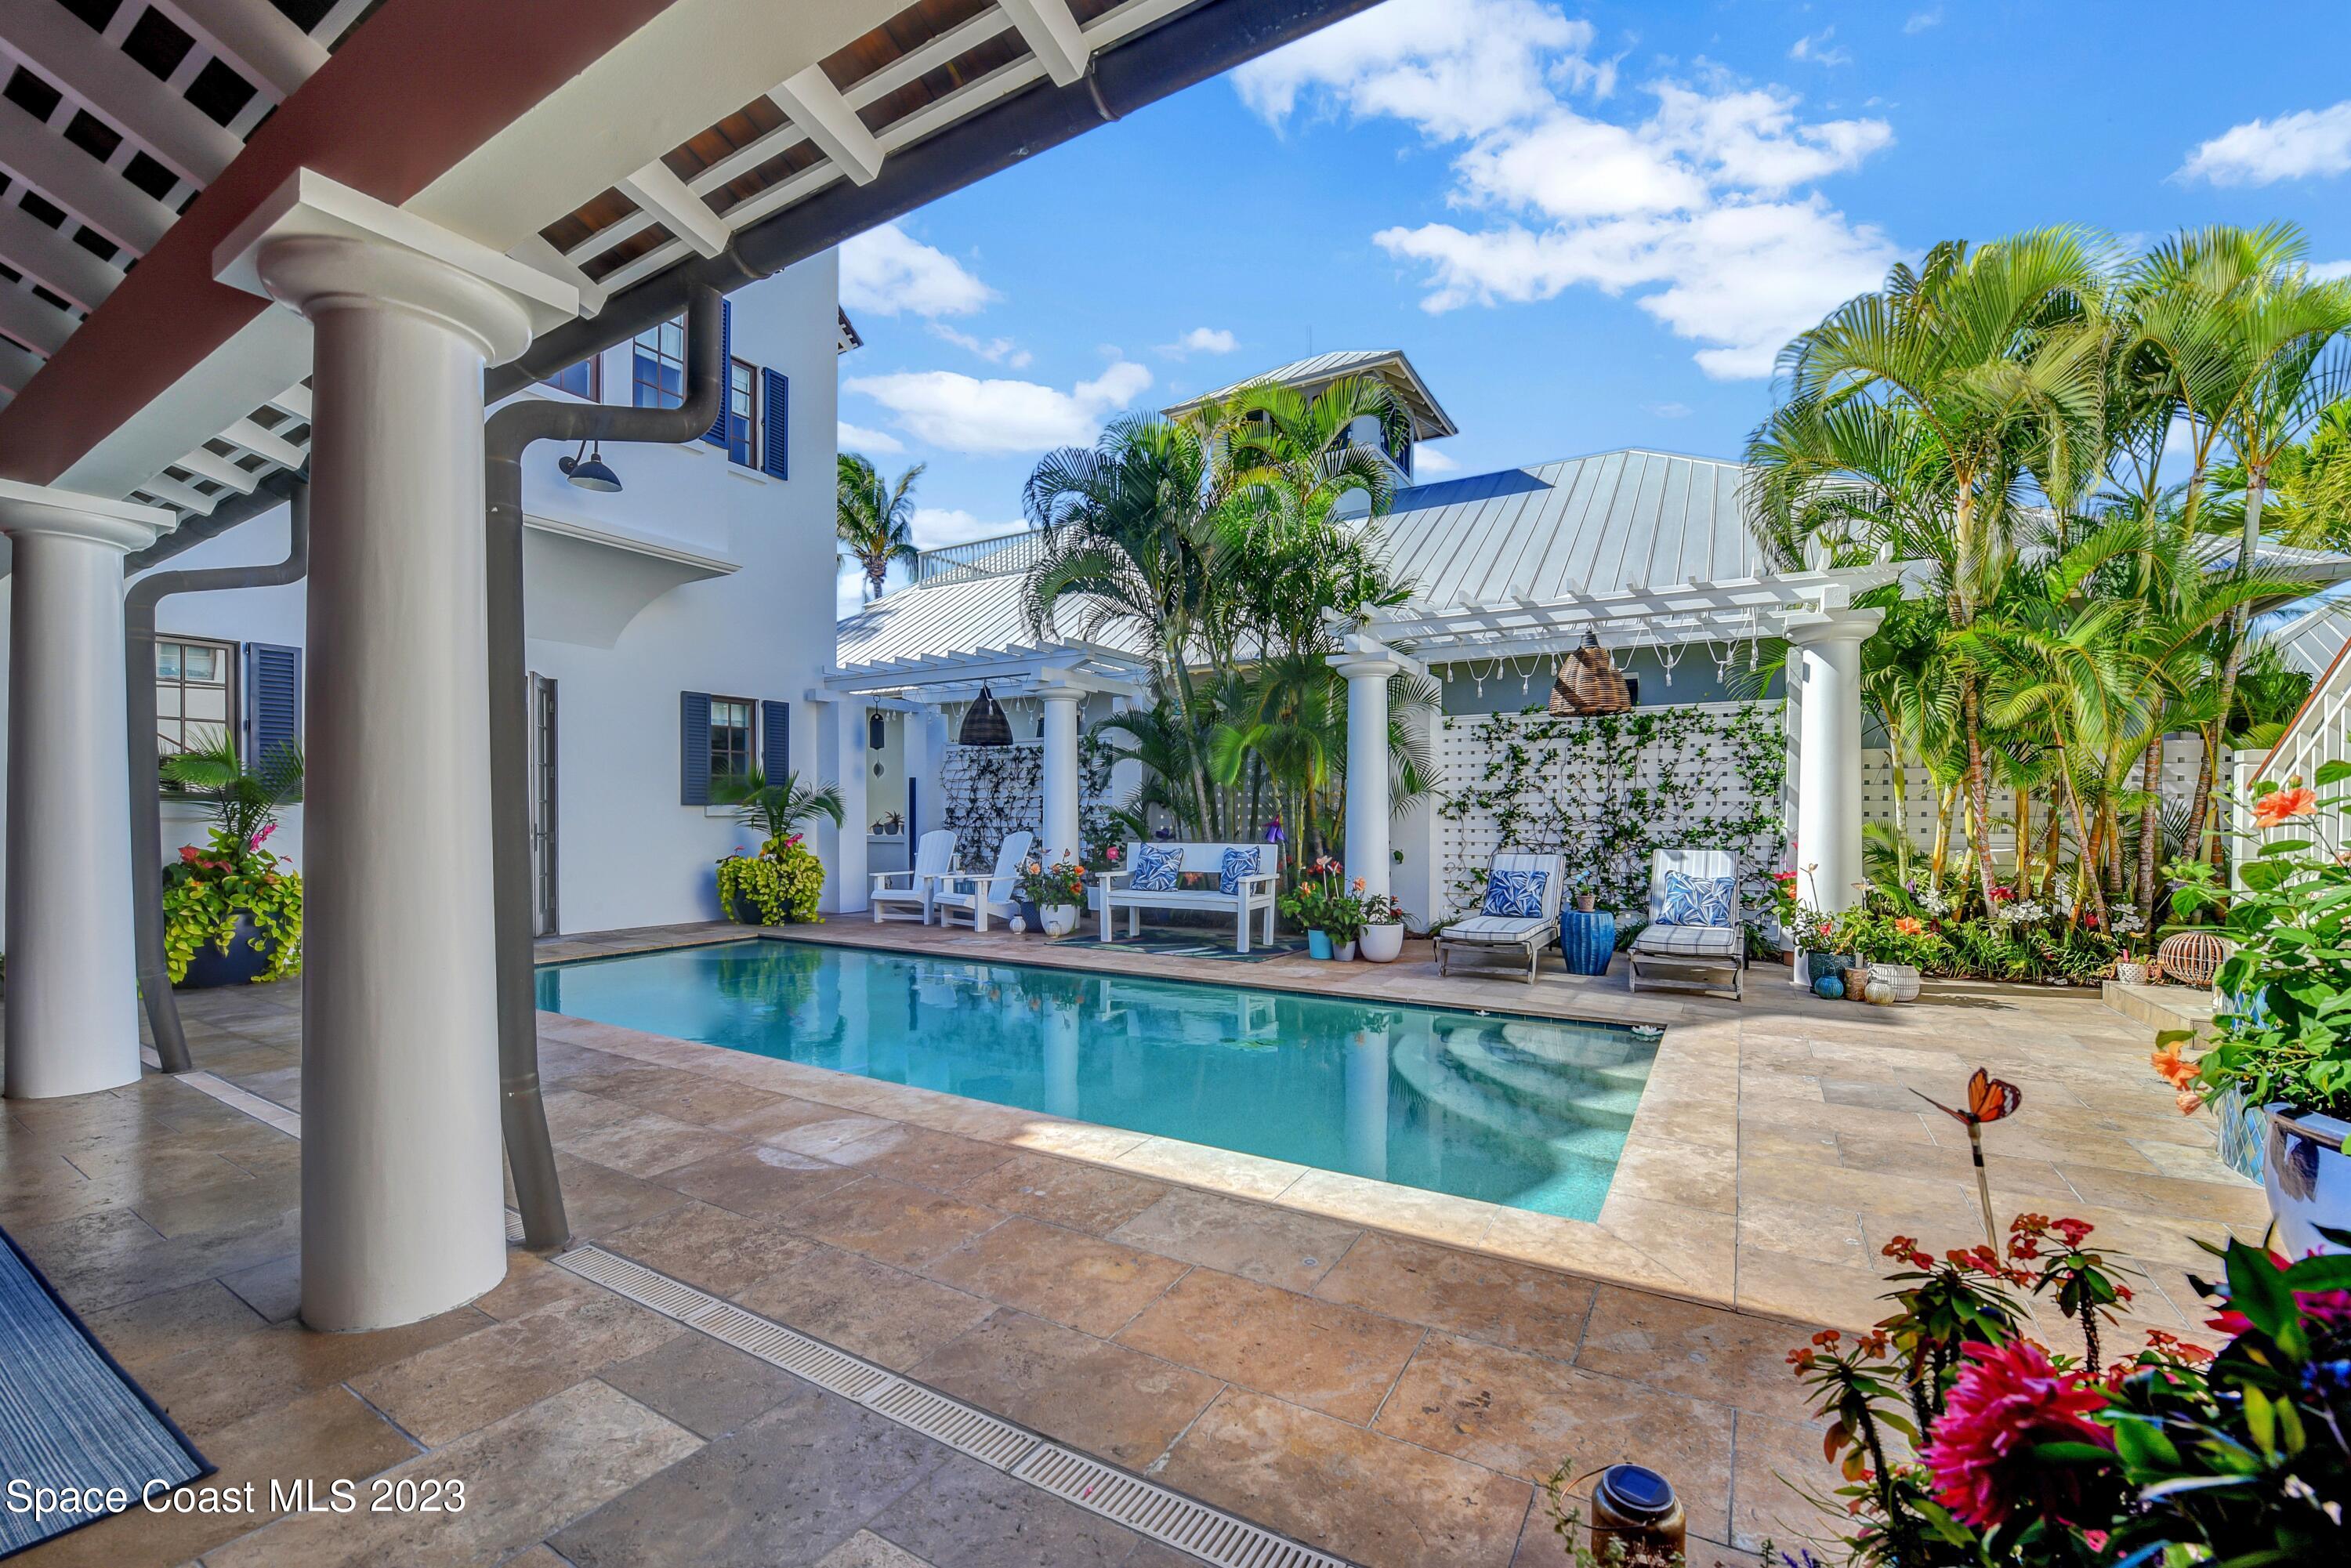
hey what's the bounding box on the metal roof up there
[835,568,1149,673]
[2268,591,2351,679]
[1163,348,1458,439]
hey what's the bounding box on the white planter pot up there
[2114,961,2150,987]
[1041,904,1079,939]
[1359,924,1404,964]
[1337,940,1357,961]
[2264,1105,2350,1257]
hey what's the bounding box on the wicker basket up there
[1549,631,1631,715]
[2156,929,2232,990]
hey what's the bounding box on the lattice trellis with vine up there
[939,737,1118,871]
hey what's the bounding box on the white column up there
[1038,679,1083,864]
[1784,601,1883,918]
[216,171,574,1331]
[823,697,870,913]
[1333,648,1407,900]
[0,483,175,1099]
[1389,695,1440,929]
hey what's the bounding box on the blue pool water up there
[534,940,1659,1219]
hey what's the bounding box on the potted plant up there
[1359,892,1405,963]
[1016,856,1089,938]
[712,768,844,925]
[1281,856,1353,959]
[2161,772,2351,1253]
[2114,932,2153,987]
[159,737,304,987]
[1768,868,1799,964]
[1573,885,1597,914]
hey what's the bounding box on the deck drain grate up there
[860,1377,1038,1470]
[504,1208,526,1242]
[1013,1445,1349,1568]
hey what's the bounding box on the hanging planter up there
[958,683,1013,748]
[1547,630,1631,716]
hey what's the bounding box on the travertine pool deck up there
[0,920,2262,1567]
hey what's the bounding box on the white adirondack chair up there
[871,829,957,924]
[931,831,1034,933]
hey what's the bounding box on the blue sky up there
[833,0,2351,612]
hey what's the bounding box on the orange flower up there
[1895,916,1924,936]
[2150,1041,2198,1090]
[2252,785,2317,827]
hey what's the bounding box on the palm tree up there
[711,767,846,843]
[161,733,303,854]
[836,452,925,599]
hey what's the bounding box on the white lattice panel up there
[1857,733,2212,856]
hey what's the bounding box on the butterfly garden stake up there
[1913,1068,2023,1250]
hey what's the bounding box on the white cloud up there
[2177,102,2351,186]
[839,223,997,317]
[1647,401,1692,418]
[929,323,1032,368]
[1293,6,1897,378]
[2311,259,2351,281]
[838,420,905,455]
[1788,29,1852,67]
[838,569,869,618]
[1413,445,1460,473]
[909,507,1026,550]
[845,362,1154,454]
[1165,326,1238,357]
[1904,9,1943,33]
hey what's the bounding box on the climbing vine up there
[940,737,1118,870]
[1439,703,1786,934]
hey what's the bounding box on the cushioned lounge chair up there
[1628,847,1744,999]
[1436,851,1566,983]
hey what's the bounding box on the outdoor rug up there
[0,1224,209,1558]
[1072,932,1309,961]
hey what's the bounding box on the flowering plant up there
[1279,856,1365,942]
[1360,891,1405,927]
[1785,1215,2351,1568]
[2164,767,2351,1121]
[716,832,824,925]
[1016,856,1089,910]
[158,737,304,983]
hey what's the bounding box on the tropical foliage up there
[158,736,304,983]
[837,452,925,600]
[716,833,826,925]
[1750,223,2351,935]
[711,766,846,842]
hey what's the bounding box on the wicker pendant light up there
[1549,630,1632,715]
[958,683,1013,747]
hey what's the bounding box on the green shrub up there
[161,827,302,983]
[716,833,827,925]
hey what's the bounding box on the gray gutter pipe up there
[484,284,725,1253]
[125,0,1383,576]
[125,470,306,1073]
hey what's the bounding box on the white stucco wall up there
[0,251,843,937]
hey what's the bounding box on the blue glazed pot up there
[1558,909,1617,976]
[177,913,277,989]
[1306,929,1335,961]
[2263,1106,2349,1257]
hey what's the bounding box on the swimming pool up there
[535,940,1659,1219]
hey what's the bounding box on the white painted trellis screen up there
[1858,733,2212,858]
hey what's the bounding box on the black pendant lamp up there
[958,683,1012,747]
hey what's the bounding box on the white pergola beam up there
[0,201,123,313]
[0,335,42,394]
[223,415,305,468]
[998,0,1089,86]
[0,96,175,254]
[767,64,885,186]
[139,469,220,514]
[0,287,73,357]
[161,0,331,100]
[616,159,730,259]
[5,0,244,186]
[173,445,258,494]
[266,383,311,420]
[505,233,609,318]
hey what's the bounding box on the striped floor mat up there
[0,1226,209,1558]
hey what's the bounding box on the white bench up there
[1095,841,1279,953]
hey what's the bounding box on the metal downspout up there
[125,473,308,1074]
[486,284,725,1252]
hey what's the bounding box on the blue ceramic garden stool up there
[1559,907,1617,976]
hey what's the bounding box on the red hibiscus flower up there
[1923,1340,2114,1528]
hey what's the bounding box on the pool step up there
[1391,1038,1632,1170]
[1436,1032,1652,1124]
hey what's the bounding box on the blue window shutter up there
[761,368,788,479]
[761,700,789,780]
[681,690,712,804]
[244,643,301,768]
[701,300,731,447]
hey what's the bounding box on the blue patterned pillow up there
[1659,871,1734,927]
[1481,867,1549,918]
[1130,843,1183,892]
[1219,846,1261,895]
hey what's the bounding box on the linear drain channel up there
[554,1244,1354,1568]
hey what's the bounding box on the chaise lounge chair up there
[931,831,1034,934]
[1436,851,1566,983]
[1627,847,1745,1000]
[871,829,956,924]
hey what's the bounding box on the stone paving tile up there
[549,1382,944,1568]
[1730,1409,1842,1555]
[766,1111,903,1159]
[598,1331,810,1439]
[206,1379,702,1568]
[219,1249,302,1322]
[665,1140,862,1219]
[871,1452,1145,1566]
[954,1151,1170,1235]
[1313,1232,1598,1360]
[1108,1135,1309,1200]
[602,1198,814,1296]
[781,1175,1007,1268]
[816,1531,936,1568]
[1375,1331,1736,1543]
[1275,1168,1505,1247]
[823,1121,1022,1189]
[921,1215,1188,1336]
[1116,1267,1423,1425]
[732,1243,998,1371]
[541,1152,694,1239]
[1576,1287,1820,1422]
[911,1309,1223,1470]
[80,1276,265,1371]
[138,1302,491,1436]
[560,1107,745,1179]
[1156,1387,1533,1568]
[476,1246,609,1320]
[708,1092,870,1145]
[1110,1186,1360,1293]
[1734,1195,1873,1273]
[350,1291,683,1446]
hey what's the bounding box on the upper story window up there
[708,697,753,783]
[157,637,234,757]
[632,318,686,409]
[726,360,757,467]
[543,357,599,400]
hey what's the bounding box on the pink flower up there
[1922,1340,2114,1528]
[2204,1249,2351,1338]
[248,823,277,851]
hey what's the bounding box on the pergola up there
[1331,563,1911,920]
[818,641,1150,886]
[0,0,1381,1334]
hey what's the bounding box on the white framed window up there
[157,636,236,756]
